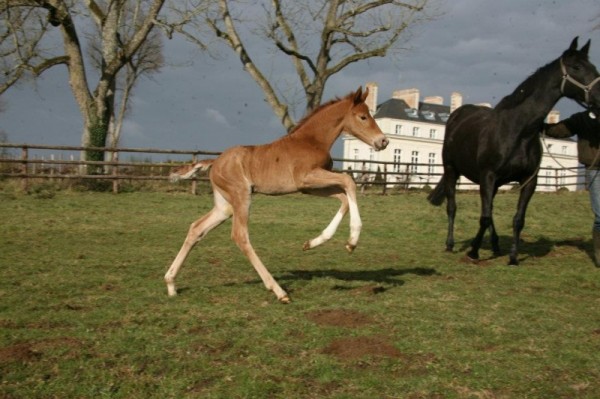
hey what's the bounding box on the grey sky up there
[1,0,599,158]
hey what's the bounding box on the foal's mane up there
[288,92,354,135]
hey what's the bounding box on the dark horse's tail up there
[427,175,447,206]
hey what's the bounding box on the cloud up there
[204,108,230,126]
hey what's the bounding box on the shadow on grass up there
[277,267,440,288]
[454,235,593,263]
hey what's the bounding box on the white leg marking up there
[305,209,345,250]
[346,192,362,249]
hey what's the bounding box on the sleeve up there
[543,112,589,139]
[543,121,574,138]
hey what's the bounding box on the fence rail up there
[0,143,586,194]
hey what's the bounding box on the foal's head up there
[343,87,389,151]
[560,37,600,115]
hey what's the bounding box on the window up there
[559,169,566,186]
[410,151,419,174]
[428,153,436,175]
[395,124,402,135]
[393,149,402,172]
[369,149,374,170]
[353,148,359,171]
[561,146,567,155]
[429,129,436,139]
[412,126,419,137]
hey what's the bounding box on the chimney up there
[547,109,560,124]
[393,88,420,109]
[450,92,463,113]
[365,82,378,114]
[424,96,444,105]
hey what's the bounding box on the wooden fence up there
[0,143,587,194]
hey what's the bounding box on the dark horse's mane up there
[288,92,352,135]
[494,59,558,111]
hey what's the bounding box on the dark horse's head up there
[560,37,600,116]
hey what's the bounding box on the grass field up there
[1,185,599,398]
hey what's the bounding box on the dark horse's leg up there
[444,168,459,252]
[509,177,537,265]
[467,172,496,261]
[489,186,501,257]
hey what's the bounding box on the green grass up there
[1,186,599,398]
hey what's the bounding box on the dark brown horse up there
[428,37,600,265]
[165,87,388,302]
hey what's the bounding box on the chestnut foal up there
[165,87,388,302]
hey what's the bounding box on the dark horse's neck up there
[494,58,564,132]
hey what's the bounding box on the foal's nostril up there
[380,138,389,149]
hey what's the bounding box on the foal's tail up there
[427,175,447,206]
[169,159,215,182]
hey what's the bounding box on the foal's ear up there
[353,86,369,104]
[361,86,370,102]
[353,86,364,104]
[569,36,579,51]
[581,39,591,56]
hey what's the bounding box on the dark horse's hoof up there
[461,254,480,264]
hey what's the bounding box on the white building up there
[342,83,582,191]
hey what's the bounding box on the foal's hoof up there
[302,241,311,251]
[345,243,356,253]
[279,296,291,304]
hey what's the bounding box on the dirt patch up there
[459,255,491,266]
[306,309,375,328]
[0,337,83,365]
[333,284,387,296]
[321,335,402,360]
[0,342,42,364]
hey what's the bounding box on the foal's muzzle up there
[375,137,389,151]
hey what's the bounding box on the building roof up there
[374,98,451,125]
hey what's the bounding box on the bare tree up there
[0,0,166,168]
[87,2,165,149]
[164,0,440,131]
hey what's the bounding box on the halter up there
[560,58,600,106]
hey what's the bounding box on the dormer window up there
[405,108,419,118]
[438,112,450,123]
[422,110,435,120]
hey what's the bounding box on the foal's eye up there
[360,115,367,121]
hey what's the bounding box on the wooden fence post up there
[112,151,119,194]
[21,146,28,192]
[191,154,197,195]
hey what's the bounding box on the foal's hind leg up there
[164,190,232,296]
[302,187,348,251]
[229,192,290,303]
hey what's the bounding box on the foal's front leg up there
[300,170,361,252]
[302,188,349,251]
